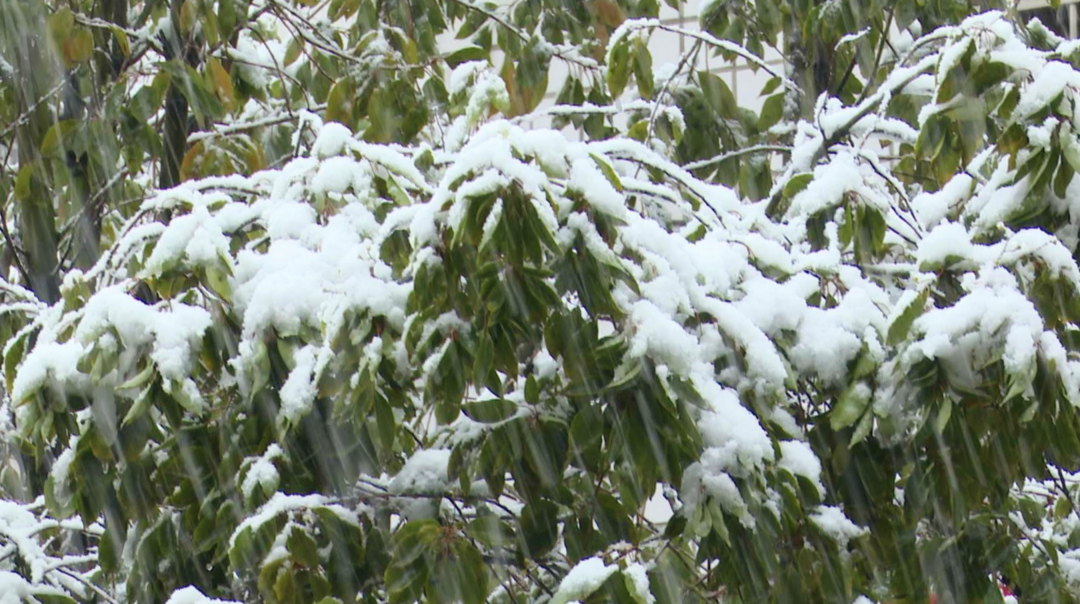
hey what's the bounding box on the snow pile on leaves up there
[7,10,1080,602]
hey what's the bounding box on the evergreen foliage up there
[4,1,1080,603]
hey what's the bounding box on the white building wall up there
[537,0,778,112]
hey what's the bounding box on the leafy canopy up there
[4,1,1080,604]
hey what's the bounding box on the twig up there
[854,5,896,107]
[645,18,711,142]
[444,0,599,71]
[0,79,68,140]
[188,103,327,143]
[0,202,29,283]
[810,51,938,165]
[55,566,120,604]
[628,21,800,94]
[684,145,792,172]
[1055,465,1077,515]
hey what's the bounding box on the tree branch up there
[684,145,792,172]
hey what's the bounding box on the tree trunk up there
[160,0,192,190]
[0,0,61,304]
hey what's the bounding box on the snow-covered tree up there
[4,1,1080,603]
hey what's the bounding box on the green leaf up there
[160,61,224,127]
[758,93,785,131]
[99,528,120,574]
[466,515,515,549]
[376,395,396,452]
[699,71,737,119]
[40,120,80,158]
[326,78,356,130]
[284,37,303,66]
[463,399,517,423]
[782,173,813,200]
[607,37,632,98]
[367,79,430,143]
[830,382,871,431]
[633,41,654,99]
[934,397,953,433]
[111,25,131,58]
[887,289,929,345]
[761,76,782,96]
[850,406,874,447]
[524,375,540,405]
[590,154,624,192]
[117,363,156,392]
[287,526,321,568]
[519,499,559,559]
[47,7,74,43]
[4,332,26,394]
[569,405,603,472]
[446,47,488,68]
[180,0,198,34]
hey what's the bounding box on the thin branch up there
[684,145,792,172]
[811,51,939,165]
[444,0,599,71]
[246,25,295,117]
[854,5,896,107]
[55,566,120,604]
[0,78,68,140]
[628,21,800,94]
[0,202,29,283]
[645,20,710,142]
[188,103,327,143]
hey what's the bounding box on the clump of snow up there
[916,221,978,269]
[911,174,972,230]
[623,563,655,604]
[229,493,357,550]
[311,122,353,158]
[10,340,85,404]
[810,505,868,551]
[1016,61,1080,119]
[264,201,318,241]
[311,156,362,195]
[550,557,619,604]
[568,157,627,219]
[680,457,753,528]
[75,287,213,383]
[778,440,824,496]
[279,345,319,426]
[389,449,452,495]
[241,444,286,500]
[909,267,1046,385]
[0,571,68,604]
[627,300,700,376]
[165,586,242,604]
[790,288,885,385]
[696,384,775,474]
[143,205,230,276]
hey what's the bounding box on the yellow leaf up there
[593,0,626,27]
[63,28,94,66]
[47,8,74,48]
[40,120,81,157]
[14,165,34,202]
[179,141,205,182]
[180,0,197,34]
[207,58,235,112]
[244,139,266,173]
